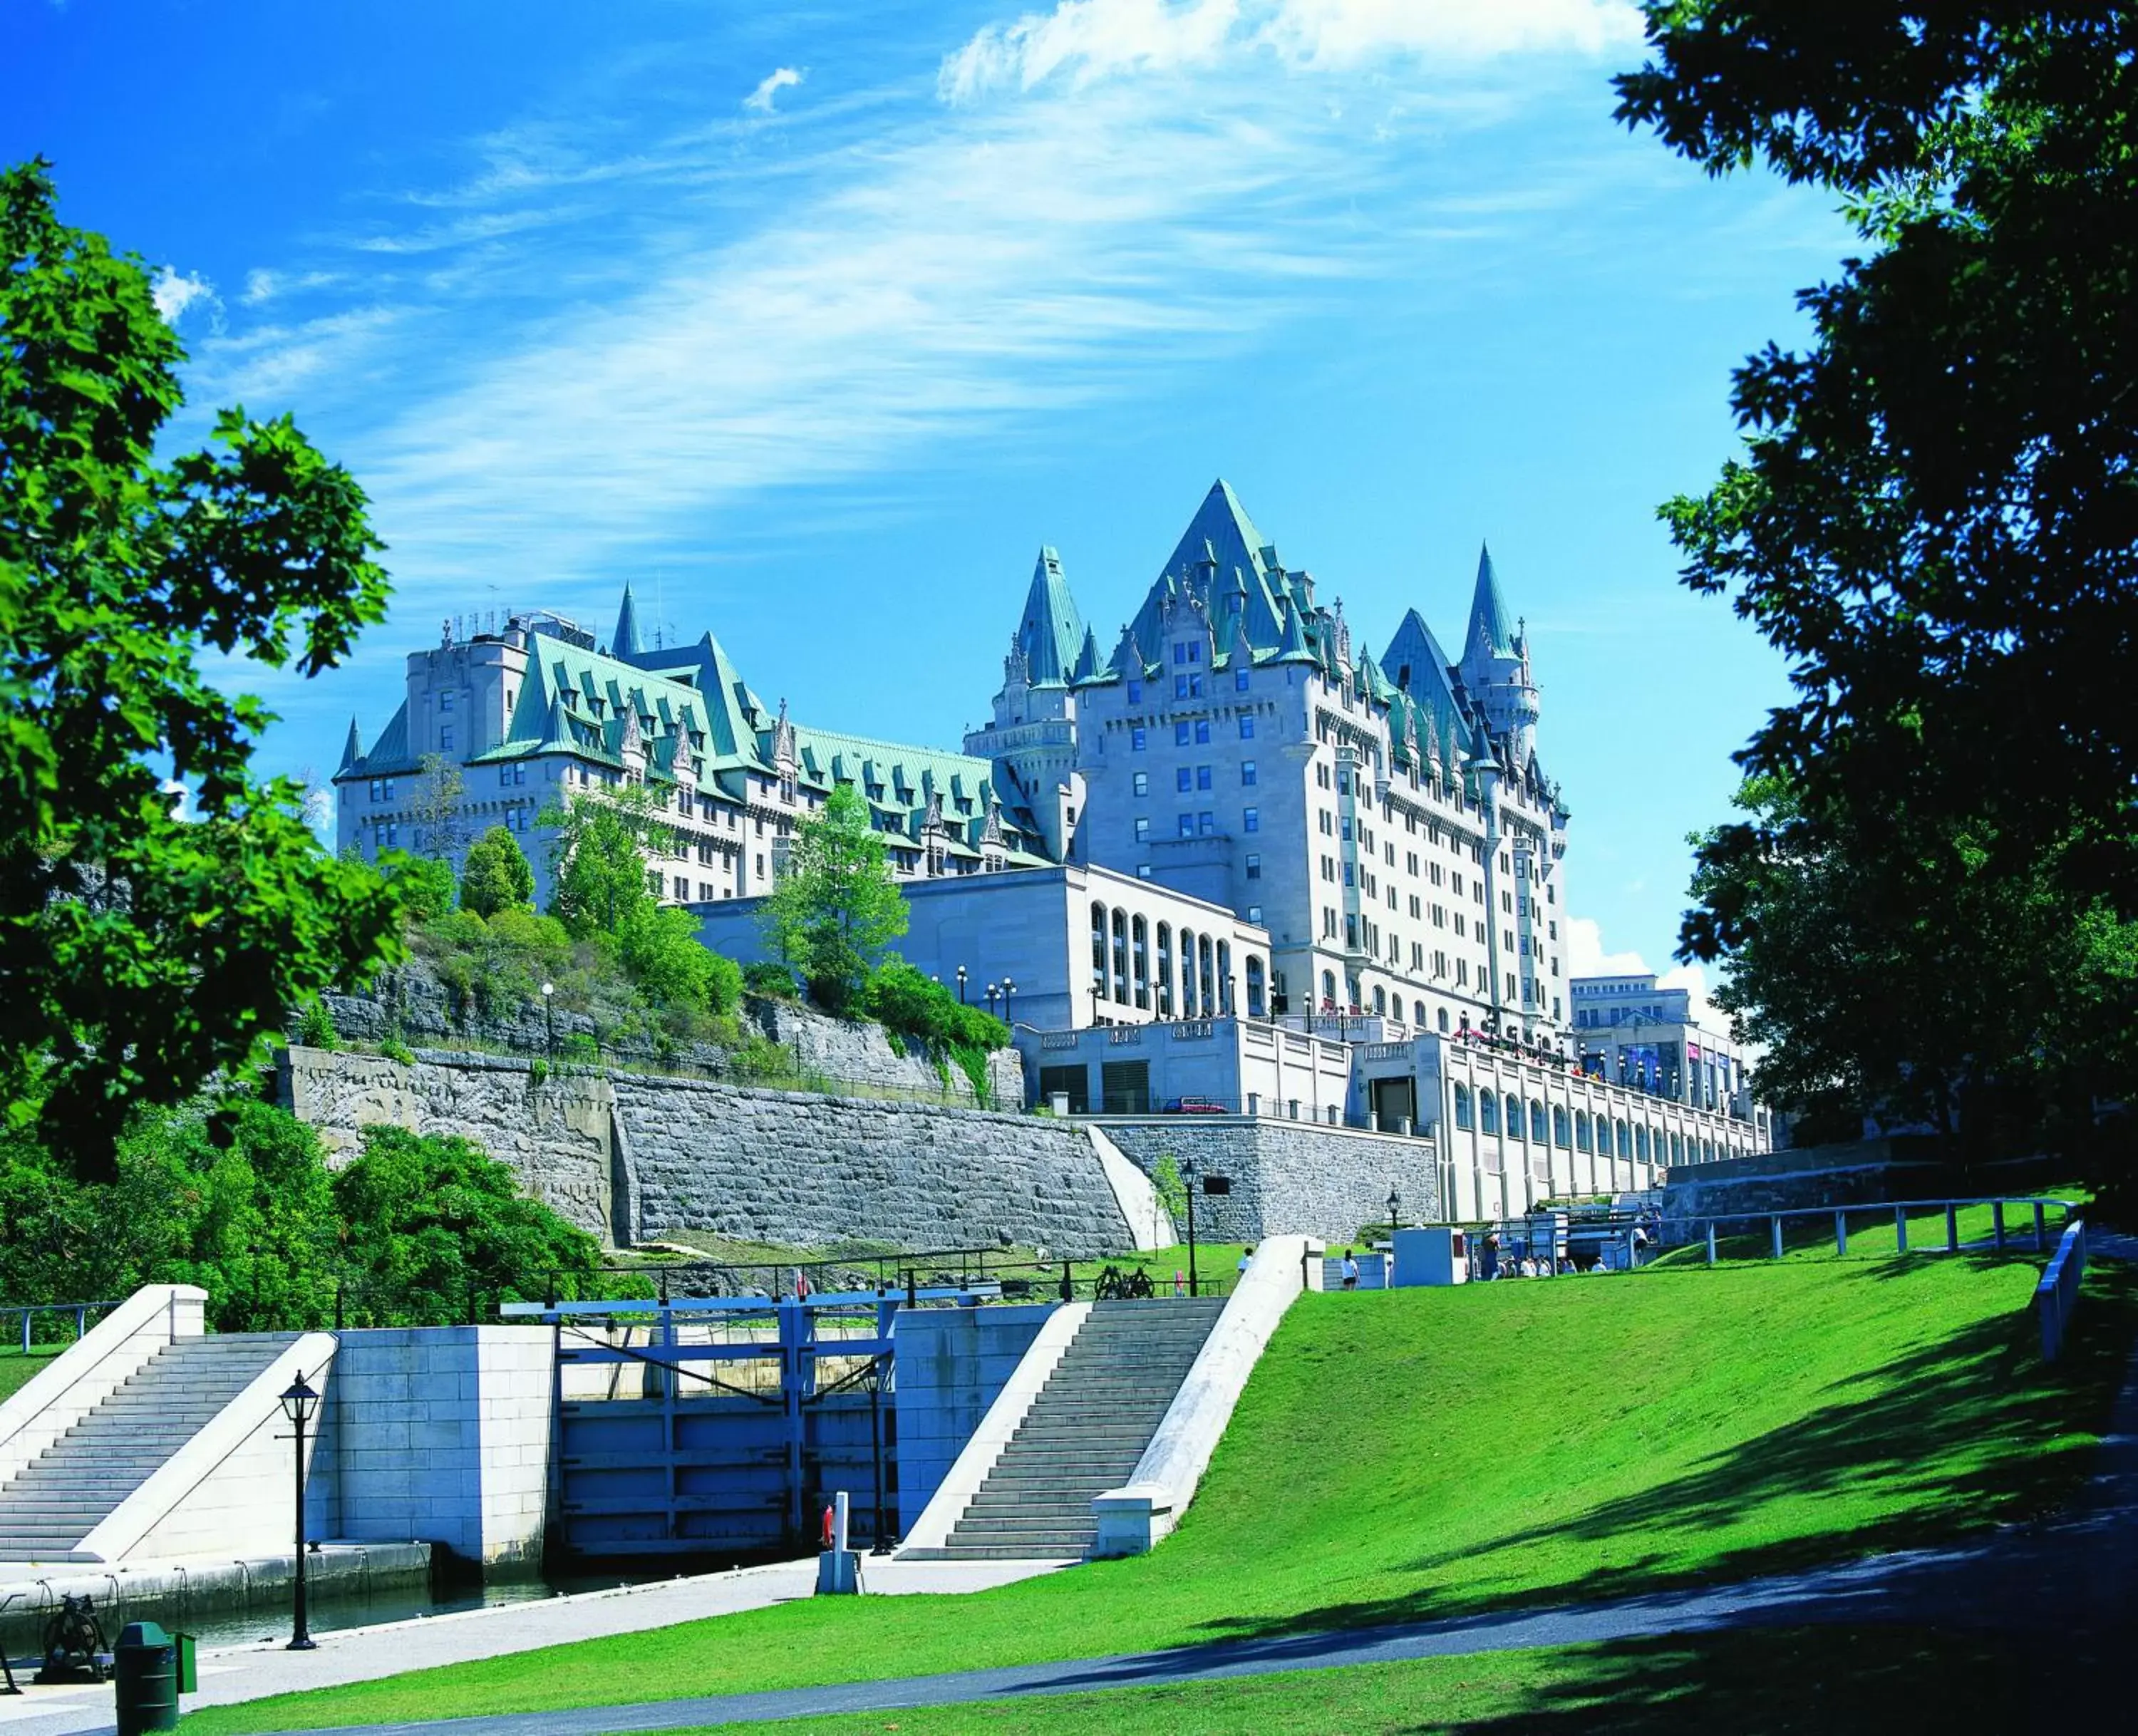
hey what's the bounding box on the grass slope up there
[0,1347,60,1404]
[190,1254,2135,1734]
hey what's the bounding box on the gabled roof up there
[1014,547,1085,687]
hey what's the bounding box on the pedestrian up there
[1238,1246,1254,1280]
[1341,1249,1360,1291]
[1172,1269,1184,1296]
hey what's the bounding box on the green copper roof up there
[612,584,646,658]
[1015,547,1085,687]
[1464,542,1516,661]
[336,700,415,780]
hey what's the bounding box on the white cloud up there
[744,66,805,113]
[1564,915,1648,979]
[150,267,217,326]
[940,0,1641,100]
[159,778,199,823]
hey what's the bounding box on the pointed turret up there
[1274,598,1316,663]
[1462,542,1515,666]
[337,718,363,775]
[1013,547,1085,687]
[613,584,645,659]
[1070,624,1104,685]
[1457,541,1541,762]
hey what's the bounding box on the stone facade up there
[1096,1118,1440,1244]
[1656,1137,1945,1231]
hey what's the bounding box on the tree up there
[760,784,908,1013]
[616,901,725,1011]
[408,753,469,862]
[1681,773,2138,1157]
[460,825,535,918]
[330,1124,604,1326]
[0,160,401,1180]
[1615,5,2138,916]
[382,852,455,923]
[537,784,664,941]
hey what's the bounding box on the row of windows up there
[1087,902,1267,1018]
[1449,1087,1725,1165]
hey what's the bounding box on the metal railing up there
[1664,1196,2077,1266]
[2,1300,120,1355]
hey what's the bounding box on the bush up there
[705,952,744,1017]
[867,958,1009,1053]
[379,1037,415,1065]
[383,851,457,924]
[744,959,797,999]
[459,825,535,918]
[617,902,721,1009]
[559,1031,601,1064]
[297,999,339,1051]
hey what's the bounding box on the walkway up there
[0,1557,1065,1736]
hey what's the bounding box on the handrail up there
[3,1299,124,1355]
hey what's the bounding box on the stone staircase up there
[0,1333,299,1560]
[921,1298,1227,1561]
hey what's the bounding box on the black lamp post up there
[279,1374,321,1650]
[956,964,968,1005]
[1388,1185,1400,1242]
[1182,1157,1199,1298]
[541,980,555,1058]
[986,981,1001,1018]
[1002,976,1016,1024]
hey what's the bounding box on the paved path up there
[0,1558,1063,1736]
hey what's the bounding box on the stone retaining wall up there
[1095,1119,1441,1244]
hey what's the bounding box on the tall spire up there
[1464,542,1515,663]
[613,584,645,658]
[337,718,363,775]
[1014,547,1085,687]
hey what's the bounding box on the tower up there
[1457,543,1540,766]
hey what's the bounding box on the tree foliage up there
[538,783,664,941]
[459,824,535,918]
[0,160,401,1179]
[0,1096,602,1329]
[865,957,1009,1053]
[1616,4,2138,911]
[760,784,908,1013]
[407,753,470,862]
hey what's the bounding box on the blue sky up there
[5,0,1849,1005]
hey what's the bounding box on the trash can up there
[112,1621,178,1735]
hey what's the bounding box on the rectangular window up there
[1174,673,1191,700]
[438,727,453,752]
[1179,814,1196,837]
[1239,715,1254,740]
[1241,760,1256,786]
[1243,807,1259,832]
[1196,765,1213,790]
[1195,720,1211,744]
[1132,727,1147,751]
[1174,643,1187,665]
[1177,766,1194,792]
[1189,641,1202,663]
[1247,903,1262,922]
[1245,852,1261,879]
[439,691,455,713]
[1132,771,1149,796]
[1137,864,1154,879]
[1127,680,1142,703]
[1235,668,1250,691]
[1175,721,1192,746]
[1135,817,1150,841]
[673,875,688,901]
[1198,811,1215,835]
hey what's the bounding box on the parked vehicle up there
[1162,1096,1229,1115]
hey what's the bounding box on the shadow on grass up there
[1194,1261,2138,1648]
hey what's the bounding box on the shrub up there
[559,1031,601,1064]
[617,902,720,1008]
[744,959,797,998]
[867,959,1009,1052]
[705,952,744,1017]
[459,825,536,917]
[297,999,339,1051]
[379,1037,415,1065]
[383,851,457,924]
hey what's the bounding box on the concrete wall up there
[892,1303,1056,1536]
[316,1326,556,1569]
[1096,1118,1440,1243]
[1657,1137,1945,1228]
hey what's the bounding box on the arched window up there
[1321,968,1337,1008]
[1090,901,1107,996]
[1636,1125,1650,1163]
[1199,934,1216,1016]
[1531,1101,1548,1145]
[1155,923,1174,1016]
[1616,1121,1632,1160]
[1132,915,1150,1009]
[1574,1110,1591,1152]
[1246,955,1267,1019]
[1178,928,1197,1016]
[1111,907,1130,1003]
[1413,999,1427,1025]
[1479,1091,1499,1135]
[1454,1084,1474,1130]
[1373,985,1387,1016]
[1437,1007,1450,1033]
[1217,941,1234,1015]
[1703,1137,1715,1163]
[1553,1106,1571,1148]
[1507,1096,1525,1141]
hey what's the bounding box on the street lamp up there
[986,981,1001,1018]
[1182,1156,1199,1297]
[1388,1185,1401,1243]
[1002,976,1016,1024]
[541,981,555,1058]
[956,964,968,1005]
[279,1375,321,1651]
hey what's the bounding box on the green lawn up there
[1653,1186,2090,1267]
[189,1252,2135,1734]
[0,1346,61,1404]
[669,1626,2073,1735]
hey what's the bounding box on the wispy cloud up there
[1566,914,1735,1040]
[744,66,806,112]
